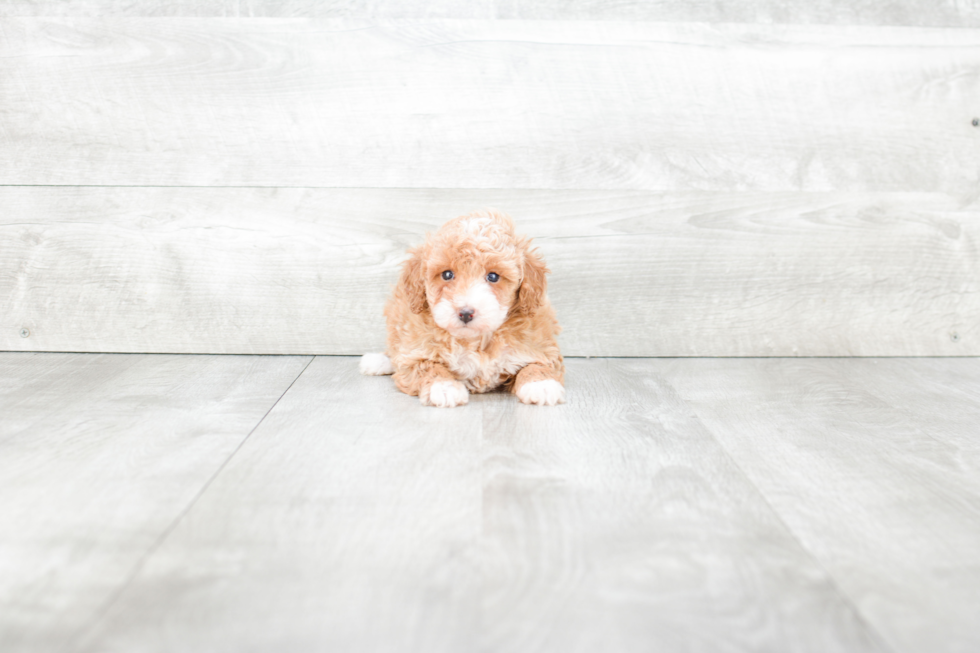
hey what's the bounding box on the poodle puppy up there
[360,209,565,407]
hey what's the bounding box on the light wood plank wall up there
[3,1,980,26]
[1,5,978,356]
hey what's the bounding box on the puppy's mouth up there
[442,313,496,340]
[447,319,490,338]
[431,297,506,338]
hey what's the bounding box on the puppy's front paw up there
[359,353,394,376]
[423,380,469,407]
[517,379,566,406]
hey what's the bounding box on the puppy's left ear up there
[515,244,549,316]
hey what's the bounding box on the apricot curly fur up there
[376,209,565,406]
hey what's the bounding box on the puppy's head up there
[402,210,548,339]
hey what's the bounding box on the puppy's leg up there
[394,360,469,408]
[513,363,565,406]
[359,352,394,375]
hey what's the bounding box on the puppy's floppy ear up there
[515,244,549,316]
[400,246,429,314]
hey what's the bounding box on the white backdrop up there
[1,4,978,355]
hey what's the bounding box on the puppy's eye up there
[486,272,500,283]
[441,270,454,281]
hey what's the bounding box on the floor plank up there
[479,359,886,653]
[3,20,978,192]
[79,357,886,653]
[10,355,976,651]
[0,353,311,653]
[0,352,142,440]
[656,357,980,653]
[3,187,976,357]
[832,358,980,456]
[76,355,485,653]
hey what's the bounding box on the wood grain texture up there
[3,0,980,27]
[478,358,887,653]
[77,355,486,653]
[657,357,980,653]
[2,187,976,356]
[808,357,980,457]
[77,357,887,653]
[0,352,310,653]
[2,19,979,191]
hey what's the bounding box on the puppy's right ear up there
[401,247,428,314]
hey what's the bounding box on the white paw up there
[517,379,566,406]
[424,380,469,407]
[359,353,394,376]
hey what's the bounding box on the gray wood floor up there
[2,353,978,653]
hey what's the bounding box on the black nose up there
[458,308,475,324]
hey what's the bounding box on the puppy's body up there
[385,293,562,397]
[362,210,565,407]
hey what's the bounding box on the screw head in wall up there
[19,328,30,338]
[951,332,960,342]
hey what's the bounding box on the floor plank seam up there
[68,355,316,652]
[671,386,900,653]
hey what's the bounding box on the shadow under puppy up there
[360,210,565,407]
